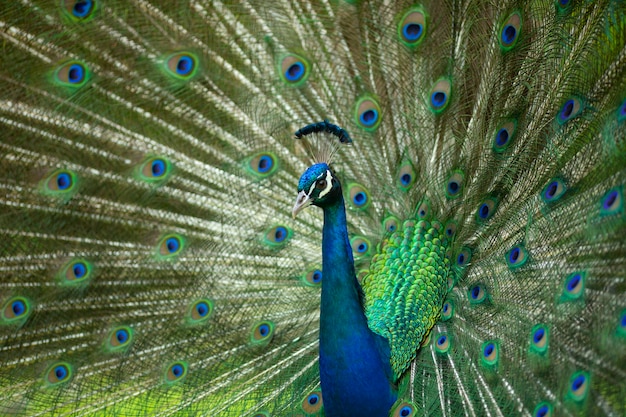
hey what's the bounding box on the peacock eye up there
[316,179,327,189]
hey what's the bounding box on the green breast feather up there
[362,219,450,379]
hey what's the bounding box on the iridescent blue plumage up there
[294,163,396,416]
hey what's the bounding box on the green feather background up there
[0,0,625,416]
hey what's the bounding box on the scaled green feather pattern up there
[362,219,450,379]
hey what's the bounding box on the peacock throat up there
[293,162,396,415]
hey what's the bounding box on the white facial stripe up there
[307,178,317,196]
[318,170,333,198]
[306,170,333,199]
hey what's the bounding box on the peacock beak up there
[292,191,312,219]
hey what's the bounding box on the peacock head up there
[292,163,341,218]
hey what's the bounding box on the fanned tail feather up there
[1,1,625,416]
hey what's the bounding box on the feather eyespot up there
[428,78,451,113]
[258,156,273,173]
[567,371,590,402]
[402,22,423,41]
[303,268,323,287]
[442,300,454,321]
[495,128,509,146]
[534,402,553,417]
[56,172,72,190]
[72,1,93,18]
[416,201,429,219]
[310,269,323,284]
[46,362,72,386]
[188,299,214,323]
[542,178,566,203]
[115,329,129,344]
[263,225,292,248]
[164,52,199,80]
[10,300,27,316]
[151,159,165,177]
[562,271,585,301]
[355,97,381,130]
[59,259,92,284]
[42,169,78,197]
[444,220,457,238]
[456,247,472,267]
[286,62,304,80]
[468,283,487,304]
[165,362,188,384]
[600,187,623,215]
[166,237,180,252]
[67,65,84,83]
[557,98,582,124]
[347,183,370,209]
[398,8,427,47]
[157,234,185,258]
[556,0,572,13]
[391,401,417,417]
[506,245,528,268]
[383,216,399,234]
[434,333,450,353]
[353,191,366,205]
[397,161,416,190]
[257,324,271,337]
[71,262,87,279]
[529,324,549,354]
[481,341,499,367]
[476,197,497,223]
[193,301,210,318]
[567,274,582,291]
[251,320,275,345]
[54,61,90,87]
[2,297,31,322]
[301,391,323,414]
[279,54,310,85]
[62,0,96,21]
[360,109,378,126]
[247,152,279,178]
[273,227,287,242]
[446,171,464,199]
[350,236,371,257]
[106,326,133,351]
[137,156,172,183]
[493,120,517,152]
[499,12,522,51]
[176,56,194,76]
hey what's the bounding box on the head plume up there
[294,120,352,165]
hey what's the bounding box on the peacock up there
[1,0,625,415]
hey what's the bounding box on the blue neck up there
[318,194,396,417]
